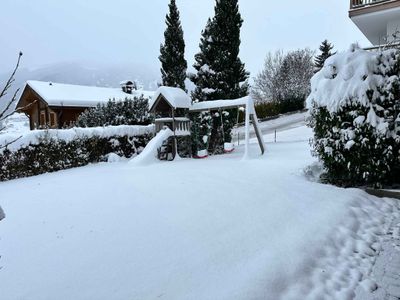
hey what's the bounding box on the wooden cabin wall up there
[16,85,89,129]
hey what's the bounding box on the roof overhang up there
[350,2,400,45]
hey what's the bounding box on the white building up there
[350,0,400,46]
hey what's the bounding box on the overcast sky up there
[1,0,370,77]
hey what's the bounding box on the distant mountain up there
[0,61,161,114]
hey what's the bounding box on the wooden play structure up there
[148,87,265,161]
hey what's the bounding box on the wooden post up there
[250,113,265,155]
[243,103,250,159]
[219,109,225,143]
[172,108,178,160]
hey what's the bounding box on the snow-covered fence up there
[0,125,155,181]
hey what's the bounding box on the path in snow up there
[355,212,400,300]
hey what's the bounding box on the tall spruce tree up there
[314,40,334,73]
[159,0,187,90]
[191,0,249,102]
[190,0,249,153]
[191,18,216,102]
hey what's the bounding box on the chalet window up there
[49,112,57,127]
[40,111,46,127]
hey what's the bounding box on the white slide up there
[130,128,173,166]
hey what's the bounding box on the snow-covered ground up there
[0,125,399,300]
[0,113,30,135]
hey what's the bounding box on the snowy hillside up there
[0,126,398,300]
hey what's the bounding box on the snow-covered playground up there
[0,123,399,300]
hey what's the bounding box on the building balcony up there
[349,0,400,46]
[350,0,392,11]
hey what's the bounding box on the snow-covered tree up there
[190,18,216,102]
[191,0,249,101]
[159,0,187,90]
[76,97,151,128]
[190,0,249,153]
[314,40,334,73]
[307,46,400,187]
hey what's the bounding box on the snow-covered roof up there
[25,80,154,108]
[190,96,253,112]
[150,86,192,110]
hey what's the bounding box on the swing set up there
[149,87,265,161]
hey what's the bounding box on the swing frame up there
[190,97,265,158]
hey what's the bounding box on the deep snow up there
[0,126,399,300]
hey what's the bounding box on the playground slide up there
[130,128,173,166]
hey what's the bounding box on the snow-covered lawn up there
[0,113,30,135]
[0,126,399,300]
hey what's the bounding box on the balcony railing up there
[351,0,391,9]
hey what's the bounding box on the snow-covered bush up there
[76,97,151,128]
[0,126,154,181]
[307,46,400,187]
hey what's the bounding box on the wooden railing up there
[351,0,391,9]
[155,118,191,136]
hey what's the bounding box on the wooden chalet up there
[16,80,153,130]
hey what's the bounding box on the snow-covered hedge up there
[76,98,151,128]
[307,46,400,187]
[0,125,154,181]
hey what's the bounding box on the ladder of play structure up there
[157,138,175,161]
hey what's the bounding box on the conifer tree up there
[190,0,249,153]
[159,0,187,90]
[191,0,249,101]
[191,18,216,102]
[314,40,334,73]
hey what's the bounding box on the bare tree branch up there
[0,52,23,126]
[0,135,22,150]
[0,52,22,100]
[0,100,36,123]
[0,88,20,121]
